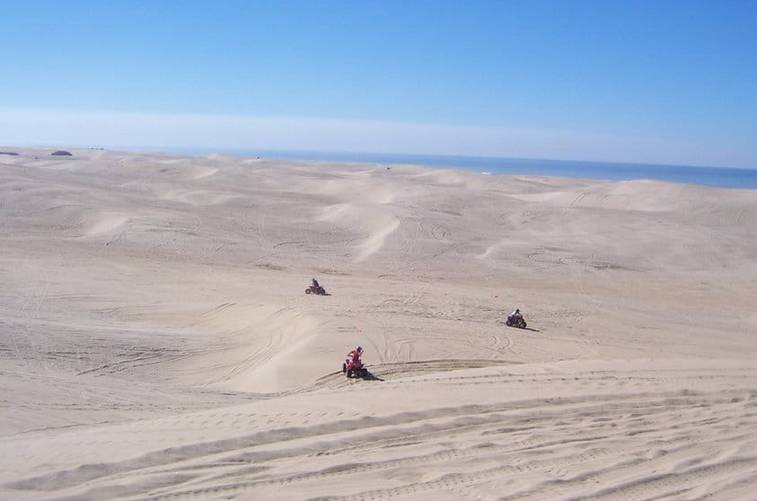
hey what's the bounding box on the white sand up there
[1,148,756,500]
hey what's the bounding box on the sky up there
[1,0,756,168]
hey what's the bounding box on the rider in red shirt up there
[347,346,363,367]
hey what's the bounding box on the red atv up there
[342,357,368,378]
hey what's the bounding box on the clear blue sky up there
[1,0,756,167]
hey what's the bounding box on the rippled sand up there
[2,148,757,500]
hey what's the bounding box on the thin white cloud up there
[0,108,754,168]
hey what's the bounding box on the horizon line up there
[5,143,756,173]
[1,107,755,170]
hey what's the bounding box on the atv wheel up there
[305,288,311,294]
[342,363,347,374]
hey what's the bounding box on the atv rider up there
[312,278,320,290]
[347,346,364,368]
[508,308,523,323]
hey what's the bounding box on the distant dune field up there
[2,148,757,500]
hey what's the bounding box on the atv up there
[305,285,327,295]
[505,316,527,329]
[342,358,368,378]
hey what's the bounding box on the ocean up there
[172,148,757,190]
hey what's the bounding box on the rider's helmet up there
[515,309,520,314]
[357,346,363,353]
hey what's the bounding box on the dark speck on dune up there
[51,150,73,156]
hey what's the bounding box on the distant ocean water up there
[172,148,757,190]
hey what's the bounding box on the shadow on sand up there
[360,370,384,381]
[498,321,540,333]
[344,369,384,382]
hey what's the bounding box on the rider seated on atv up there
[312,278,320,289]
[348,346,363,366]
[343,346,367,378]
[508,308,522,323]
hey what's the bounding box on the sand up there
[1,148,756,500]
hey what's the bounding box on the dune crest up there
[355,218,401,262]
[86,213,129,236]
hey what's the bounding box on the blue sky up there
[1,0,756,167]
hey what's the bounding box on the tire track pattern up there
[5,372,757,501]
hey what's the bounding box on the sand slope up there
[1,148,756,500]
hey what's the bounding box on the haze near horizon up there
[1,0,756,168]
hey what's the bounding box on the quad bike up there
[506,316,527,329]
[342,358,368,378]
[305,285,327,295]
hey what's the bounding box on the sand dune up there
[1,149,756,499]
